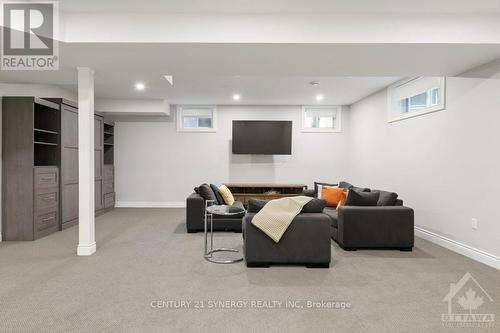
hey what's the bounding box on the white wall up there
[95,98,170,116]
[347,76,500,263]
[0,84,77,241]
[114,105,348,206]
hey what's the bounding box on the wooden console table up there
[224,183,307,205]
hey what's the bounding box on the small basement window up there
[301,106,341,132]
[177,105,217,132]
[388,77,445,122]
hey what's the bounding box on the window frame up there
[176,105,217,132]
[301,105,342,133]
[387,77,446,123]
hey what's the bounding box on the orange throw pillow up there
[321,186,346,207]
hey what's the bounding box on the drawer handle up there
[40,177,55,181]
[41,216,54,222]
[41,196,56,201]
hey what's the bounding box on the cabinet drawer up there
[34,167,59,188]
[104,193,115,209]
[35,190,59,211]
[35,211,58,232]
[103,165,114,181]
[103,180,114,195]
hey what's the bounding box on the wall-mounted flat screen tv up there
[232,120,292,155]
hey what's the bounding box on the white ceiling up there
[1,43,498,105]
[100,76,401,106]
[60,0,500,14]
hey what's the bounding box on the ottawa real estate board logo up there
[1,1,58,70]
[442,272,495,328]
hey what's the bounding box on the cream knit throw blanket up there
[251,196,313,243]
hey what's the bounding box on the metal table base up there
[204,200,243,264]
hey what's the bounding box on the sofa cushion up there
[373,189,398,206]
[353,186,371,193]
[247,198,326,214]
[198,184,217,202]
[247,198,267,213]
[302,198,327,213]
[345,189,379,206]
[339,181,370,192]
[339,181,353,190]
[323,207,338,228]
[210,184,225,205]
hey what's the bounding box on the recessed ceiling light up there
[134,82,145,91]
[232,94,241,101]
[316,94,324,101]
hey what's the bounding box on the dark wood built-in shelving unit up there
[2,97,61,240]
[2,97,117,241]
[102,121,115,211]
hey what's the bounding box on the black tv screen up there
[232,120,292,155]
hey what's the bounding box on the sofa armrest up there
[186,193,204,232]
[337,206,414,248]
[303,189,316,197]
[243,212,331,265]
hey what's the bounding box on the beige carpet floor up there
[0,208,498,333]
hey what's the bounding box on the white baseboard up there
[77,242,96,256]
[115,201,186,208]
[415,226,500,270]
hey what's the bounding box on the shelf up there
[34,141,58,146]
[104,143,114,146]
[35,98,60,111]
[34,128,59,135]
[104,131,114,135]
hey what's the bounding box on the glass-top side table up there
[204,200,245,264]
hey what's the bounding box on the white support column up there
[77,67,96,256]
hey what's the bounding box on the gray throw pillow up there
[301,199,327,213]
[247,198,268,213]
[210,184,225,205]
[352,186,371,193]
[373,190,398,206]
[345,189,379,206]
[339,181,353,189]
[198,184,217,202]
[339,181,370,192]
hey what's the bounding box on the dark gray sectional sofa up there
[187,181,414,256]
[306,181,414,251]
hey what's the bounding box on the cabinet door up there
[62,183,78,223]
[94,150,103,179]
[62,105,78,148]
[94,115,104,212]
[94,117,103,148]
[95,179,103,210]
[62,148,78,184]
